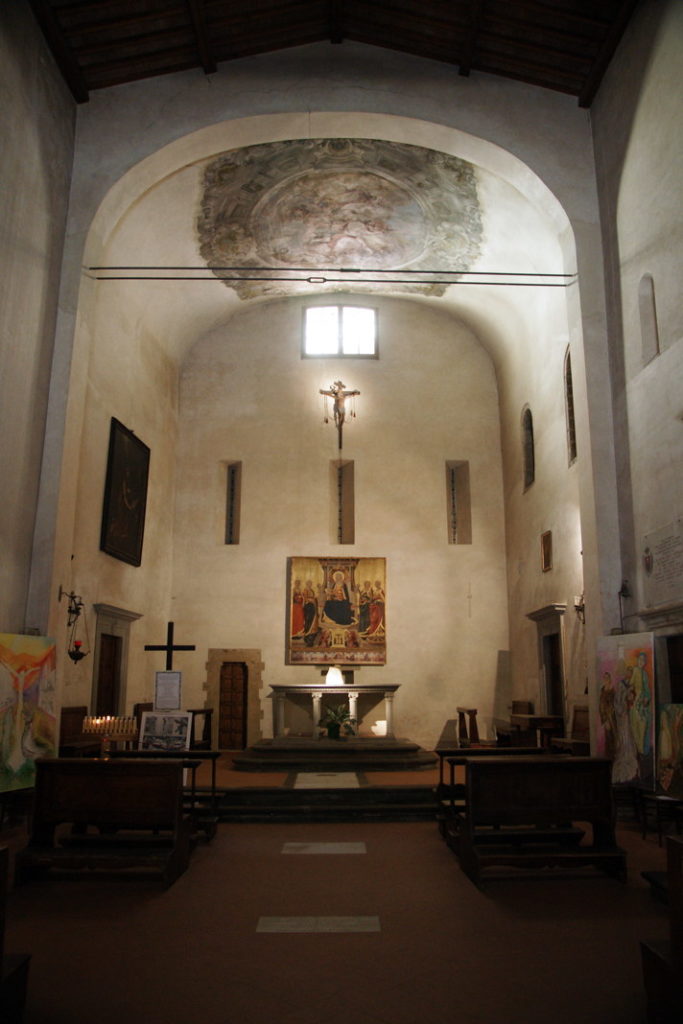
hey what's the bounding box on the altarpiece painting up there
[287,557,386,665]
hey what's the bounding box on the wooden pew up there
[640,836,682,1023]
[436,746,555,841]
[452,756,626,885]
[0,846,30,1023]
[109,748,221,839]
[17,758,193,887]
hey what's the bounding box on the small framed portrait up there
[100,418,150,566]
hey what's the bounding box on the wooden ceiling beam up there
[328,0,344,44]
[458,0,483,77]
[489,0,613,34]
[54,2,188,40]
[579,0,640,108]
[185,0,217,73]
[28,0,89,102]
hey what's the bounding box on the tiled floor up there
[4,816,672,1024]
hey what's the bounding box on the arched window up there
[638,274,660,365]
[522,406,535,489]
[564,348,577,465]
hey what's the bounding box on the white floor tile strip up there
[282,841,367,854]
[293,772,360,788]
[256,916,380,933]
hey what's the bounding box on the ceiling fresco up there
[197,138,483,299]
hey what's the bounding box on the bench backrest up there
[465,756,614,826]
[31,758,186,842]
[444,746,547,762]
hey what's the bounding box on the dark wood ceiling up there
[29,0,640,107]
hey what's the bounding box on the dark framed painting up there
[100,418,150,566]
[287,556,386,666]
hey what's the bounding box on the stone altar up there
[269,684,400,739]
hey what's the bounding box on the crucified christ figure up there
[320,380,360,449]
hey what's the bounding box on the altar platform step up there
[231,737,438,773]
[202,781,438,823]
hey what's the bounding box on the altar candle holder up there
[82,715,138,759]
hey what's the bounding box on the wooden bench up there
[109,748,221,839]
[640,836,682,1023]
[452,756,626,885]
[0,846,30,1023]
[551,703,590,755]
[17,758,193,887]
[436,746,556,841]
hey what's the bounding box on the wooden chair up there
[494,700,536,746]
[187,708,213,750]
[551,704,590,755]
[58,706,100,757]
[456,707,479,745]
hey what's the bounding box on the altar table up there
[269,684,400,739]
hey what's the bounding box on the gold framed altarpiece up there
[287,557,386,665]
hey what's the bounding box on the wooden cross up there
[144,621,196,670]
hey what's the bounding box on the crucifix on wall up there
[320,380,360,450]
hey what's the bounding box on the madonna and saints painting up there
[287,557,386,665]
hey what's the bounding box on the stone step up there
[196,783,438,823]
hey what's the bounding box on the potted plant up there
[319,703,356,740]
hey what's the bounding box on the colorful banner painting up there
[595,632,655,790]
[0,633,57,793]
[657,704,683,798]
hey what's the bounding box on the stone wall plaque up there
[642,519,683,608]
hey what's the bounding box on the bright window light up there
[304,305,377,357]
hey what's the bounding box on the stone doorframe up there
[526,604,567,717]
[92,603,143,714]
[205,648,264,749]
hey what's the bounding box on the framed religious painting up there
[287,556,386,666]
[100,417,150,566]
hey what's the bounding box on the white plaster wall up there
[592,0,683,622]
[0,0,74,633]
[58,274,181,708]
[29,37,618,733]
[172,296,508,749]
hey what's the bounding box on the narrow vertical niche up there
[225,461,242,544]
[639,273,660,365]
[445,461,472,544]
[330,460,355,544]
[564,348,577,465]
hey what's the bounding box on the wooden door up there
[219,662,248,749]
[96,633,122,715]
[542,632,564,719]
